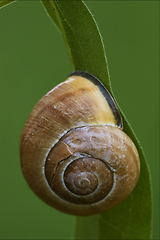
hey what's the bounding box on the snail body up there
[20,71,140,216]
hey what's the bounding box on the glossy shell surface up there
[20,71,140,216]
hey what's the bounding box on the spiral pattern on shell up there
[20,71,140,216]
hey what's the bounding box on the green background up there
[0,1,159,239]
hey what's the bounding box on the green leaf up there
[41,0,110,90]
[42,1,152,239]
[0,0,15,9]
[74,215,99,240]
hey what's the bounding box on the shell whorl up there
[20,71,140,216]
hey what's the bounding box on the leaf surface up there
[0,0,15,9]
[38,1,152,239]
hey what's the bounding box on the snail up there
[20,71,140,216]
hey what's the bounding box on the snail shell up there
[20,71,140,216]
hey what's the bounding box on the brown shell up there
[20,71,140,216]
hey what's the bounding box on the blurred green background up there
[0,1,159,239]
